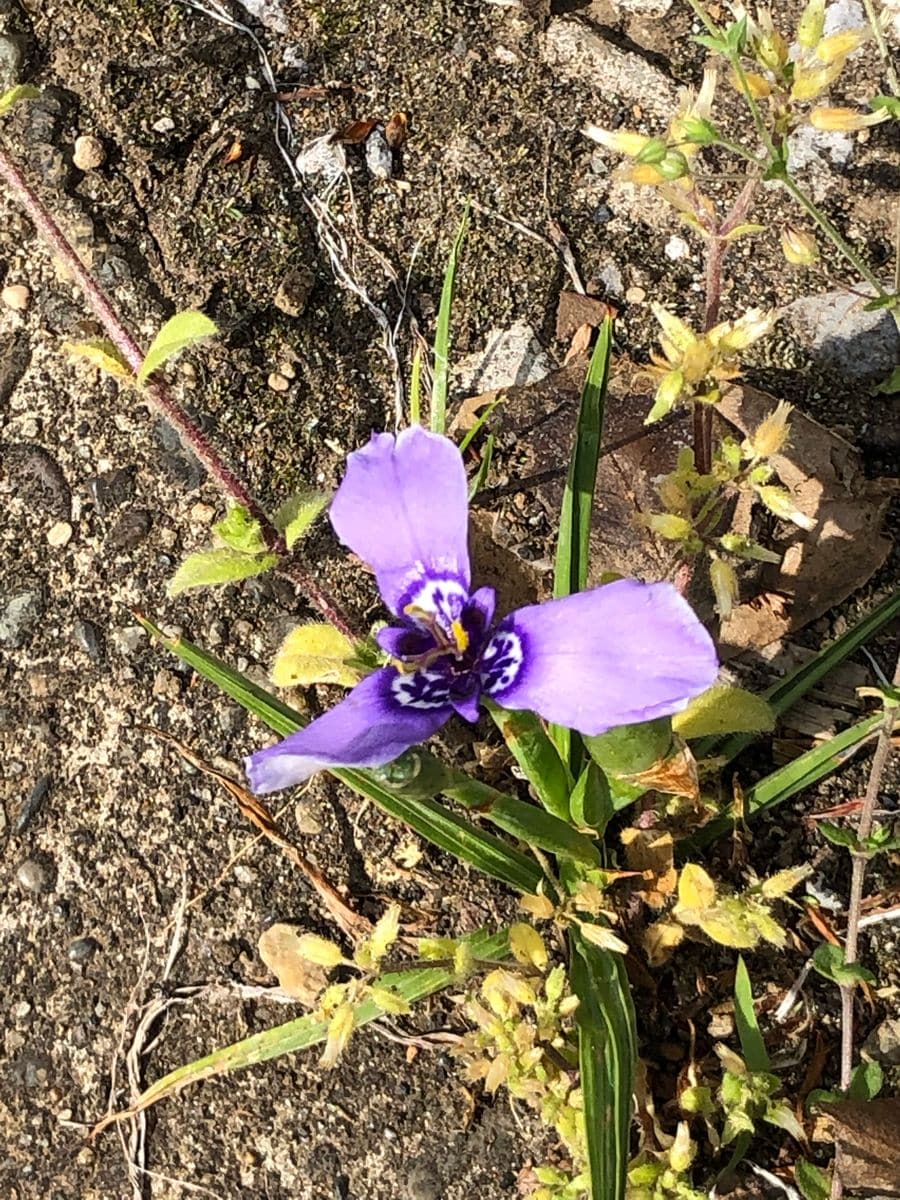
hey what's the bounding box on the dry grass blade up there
[146,728,371,942]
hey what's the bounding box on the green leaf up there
[488,704,573,821]
[551,321,612,771]
[114,926,511,1119]
[138,619,544,895]
[849,1059,883,1102]
[467,432,494,500]
[870,94,900,118]
[584,717,672,777]
[795,1159,830,1200]
[167,549,278,596]
[734,956,770,1073]
[272,489,330,549]
[812,943,875,987]
[571,931,637,1200]
[818,821,859,850]
[458,397,503,452]
[137,310,217,384]
[874,365,900,395]
[569,762,612,834]
[271,623,361,688]
[214,504,268,555]
[431,202,469,434]
[63,337,132,379]
[0,84,41,115]
[409,345,423,425]
[763,1101,806,1142]
[673,685,774,740]
[476,792,601,867]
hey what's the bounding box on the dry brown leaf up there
[555,290,613,340]
[335,118,378,144]
[258,923,330,1006]
[621,827,677,909]
[563,322,593,365]
[822,1098,900,1196]
[385,111,408,149]
[643,920,685,966]
[631,744,700,801]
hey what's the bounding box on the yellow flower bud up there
[709,556,739,618]
[756,28,789,72]
[644,513,694,541]
[809,106,891,132]
[791,59,844,101]
[756,485,816,530]
[780,225,819,266]
[625,161,667,186]
[670,1122,696,1174]
[582,124,651,157]
[816,28,868,64]
[732,70,772,99]
[797,0,825,50]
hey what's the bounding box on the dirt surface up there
[1,0,899,1197]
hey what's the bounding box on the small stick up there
[831,651,900,1200]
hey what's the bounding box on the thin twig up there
[831,652,900,1200]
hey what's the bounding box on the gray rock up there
[0,33,24,91]
[13,775,52,836]
[407,1160,442,1200]
[274,266,315,317]
[863,1017,900,1066]
[107,507,152,552]
[454,322,553,395]
[113,625,147,656]
[0,590,42,648]
[787,288,900,381]
[68,937,100,964]
[543,19,677,117]
[72,619,103,662]
[16,857,52,894]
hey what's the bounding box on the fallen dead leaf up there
[335,117,379,144]
[555,290,613,340]
[620,827,677,909]
[258,923,330,1006]
[631,743,700,801]
[385,110,408,149]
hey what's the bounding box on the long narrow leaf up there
[431,203,470,434]
[551,318,613,766]
[110,927,510,1120]
[690,711,882,849]
[488,704,573,821]
[139,618,543,892]
[695,588,900,763]
[734,956,770,1072]
[571,932,636,1200]
[409,345,423,426]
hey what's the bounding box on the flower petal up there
[329,426,470,614]
[245,668,453,794]
[486,580,717,735]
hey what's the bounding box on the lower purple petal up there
[245,668,453,794]
[487,580,717,735]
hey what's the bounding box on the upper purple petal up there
[486,580,717,735]
[245,668,453,794]
[329,426,471,615]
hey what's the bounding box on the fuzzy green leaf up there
[795,1159,829,1200]
[214,504,268,555]
[673,685,774,740]
[817,821,859,850]
[167,549,277,596]
[63,337,132,379]
[0,84,41,115]
[137,310,217,384]
[848,1059,883,1102]
[273,490,330,549]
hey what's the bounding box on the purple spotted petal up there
[329,426,470,615]
[485,580,717,735]
[245,668,453,794]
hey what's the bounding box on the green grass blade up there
[733,956,770,1072]
[694,588,900,763]
[551,319,612,768]
[458,397,503,452]
[690,711,883,849]
[467,432,495,500]
[120,927,510,1119]
[488,704,574,821]
[431,202,470,434]
[138,618,543,892]
[553,318,612,600]
[571,931,636,1200]
[409,345,423,425]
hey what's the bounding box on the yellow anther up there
[451,620,469,654]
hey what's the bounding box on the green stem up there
[779,173,887,296]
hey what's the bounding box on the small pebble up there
[190,501,215,524]
[0,34,25,91]
[16,858,51,894]
[46,520,72,547]
[68,937,100,964]
[267,371,290,392]
[273,266,314,317]
[625,285,646,304]
[114,625,146,655]
[13,1000,32,1021]
[72,619,103,662]
[2,284,31,312]
[278,359,296,380]
[152,116,175,133]
[72,134,105,171]
[107,507,152,552]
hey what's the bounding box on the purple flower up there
[246,427,717,794]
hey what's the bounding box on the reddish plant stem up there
[831,651,900,1200]
[0,142,356,639]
